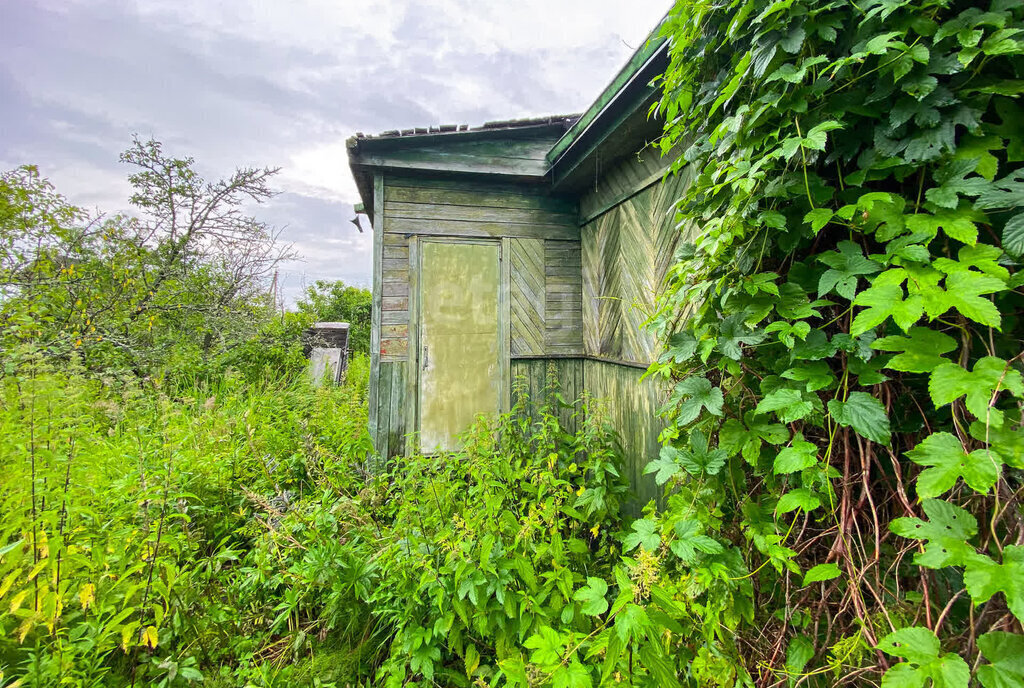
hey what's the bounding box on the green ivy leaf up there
[905,209,978,246]
[964,546,1024,623]
[977,631,1024,688]
[827,392,891,445]
[669,376,725,425]
[773,434,818,474]
[929,357,1024,427]
[623,519,660,553]
[906,432,1001,497]
[872,327,957,373]
[890,499,978,568]
[803,563,841,586]
[573,577,609,617]
[717,313,765,359]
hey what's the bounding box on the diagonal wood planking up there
[510,238,546,355]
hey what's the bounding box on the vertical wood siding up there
[583,359,667,511]
[510,358,583,437]
[545,241,583,355]
[373,360,408,459]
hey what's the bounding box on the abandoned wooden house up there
[347,34,690,502]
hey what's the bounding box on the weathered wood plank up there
[381,338,408,360]
[386,183,576,213]
[383,258,408,272]
[385,201,574,226]
[384,217,580,241]
[356,151,548,178]
[370,174,384,449]
[383,244,409,259]
[381,310,408,325]
[383,268,409,283]
[387,362,406,454]
[382,282,409,298]
[381,325,408,338]
[382,296,408,311]
[375,361,393,456]
[383,232,408,246]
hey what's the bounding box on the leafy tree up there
[296,279,371,354]
[0,137,292,374]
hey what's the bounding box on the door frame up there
[406,236,509,454]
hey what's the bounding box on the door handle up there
[422,345,429,370]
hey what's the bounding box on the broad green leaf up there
[906,432,1001,497]
[803,563,841,585]
[756,388,814,423]
[776,488,822,514]
[1002,213,1024,257]
[905,209,978,245]
[929,357,1024,427]
[678,430,728,476]
[969,421,1024,469]
[781,361,836,391]
[817,240,882,300]
[573,577,609,617]
[977,631,1024,688]
[615,603,650,644]
[828,392,891,445]
[890,499,978,568]
[925,158,990,209]
[623,519,660,553]
[524,626,564,668]
[670,376,724,425]
[872,327,957,373]
[804,208,833,233]
[670,519,724,563]
[717,313,765,359]
[552,659,593,688]
[964,546,1024,623]
[773,435,818,474]
[878,627,969,688]
[644,446,682,485]
[938,271,1005,327]
[852,283,923,335]
[664,331,698,363]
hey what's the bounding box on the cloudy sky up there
[0,0,669,303]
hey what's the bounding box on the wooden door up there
[418,240,502,451]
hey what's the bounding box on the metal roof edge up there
[545,16,670,169]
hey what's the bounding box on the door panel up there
[419,241,501,451]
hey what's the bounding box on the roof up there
[346,14,672,215]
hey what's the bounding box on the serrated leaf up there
[964,546,1024,623]
[774,435,818,474]
[872,327,957,373]
[977,631,1024,688]
[573,577,609,617]
[670,376,724,425]
[756,388,814,423]
[1002,213,1024,257]
[828,392,891,445]
[678,430,728,476]
[623,519,660,553]
[906,432,1001,497]
[929,357,1024,427]
[776,488,822,514]
[670,519,723,563]
[905,209,978,245]
[890,499,978,568]
[803,563,841,585]
[782,361,836,391]
[644,446,682,485]
[804,207,833,233]
[525,626,564,668]
[852,283,923,334]
[817,240,882,300]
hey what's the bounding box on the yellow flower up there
[590,524,600,537]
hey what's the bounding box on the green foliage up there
[631,0,1024,684]
[369,380,631,686]
[296,280,372,355]
[0,353,375,687]
[0,138,290,377]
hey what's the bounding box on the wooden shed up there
[347,34,690,502]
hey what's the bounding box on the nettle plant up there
[627,0,1024,685]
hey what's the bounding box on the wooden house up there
[347,34,693,502]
